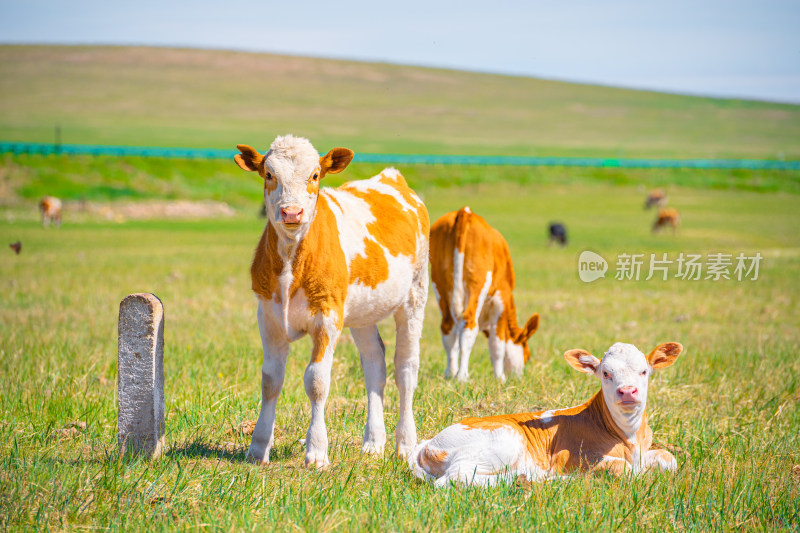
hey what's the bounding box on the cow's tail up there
[451,206,471,318]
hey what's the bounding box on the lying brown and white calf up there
[409,342,683,487]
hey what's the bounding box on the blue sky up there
[1,0,798,103]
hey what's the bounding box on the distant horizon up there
[3,41,798,106]
[1,0,798,105]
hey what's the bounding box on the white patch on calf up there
[504,340,524,376]
[476,271,493,313]
[350,170,417,212]
[538,410,555,424]
[452,248,466,317]
[409,423,548,488]
[345,248,415,327]
[322,189,372,262]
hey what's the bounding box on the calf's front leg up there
[393,295,425,457]
[247,301,289,465]
[304,318,341,468]
[592,456,633,476]
[643,448,677,472]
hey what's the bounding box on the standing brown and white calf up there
[235,135,430,467]
[409,342,683,487]
[430,207,539,381]
[39,196,62,227]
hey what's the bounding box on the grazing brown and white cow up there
[652,207,680,233]
[235,135,429,468]
[39,196,62,227]
[644,188,667,209]
[430,207,539,382]
[409,342,683,487]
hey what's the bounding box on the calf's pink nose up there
[281,206,303,223]
[617,386,639,402]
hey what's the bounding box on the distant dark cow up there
[548,222,568,247]
[652,207,680,233]
[39,196,62,227]
[9,241,22,255]
[644,189,667,210]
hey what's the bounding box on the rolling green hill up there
[1,45,798,159]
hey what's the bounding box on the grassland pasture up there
[1,155,799,530]
[1,43,799,530]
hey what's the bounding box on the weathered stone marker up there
[118,293,165,458]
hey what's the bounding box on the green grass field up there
[1,154,799,530]
[1,45,799,159]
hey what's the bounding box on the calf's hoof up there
[304,451,331,469]
[361,441,386,456]
[246,447,270,466]
[395,442,415,459]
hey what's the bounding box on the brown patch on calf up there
[310,326,330,364]
[344,187,419,259]
[288,195,348,320]
[418,448,449,478]
[251,223,282,302]
[251,194,349,321]
[306,177,320,196]
[344,174,428,289]
[350,238,390,288]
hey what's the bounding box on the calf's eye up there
[640,370,647,376]
[603,371,610,379]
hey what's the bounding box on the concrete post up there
[117,293,165,458]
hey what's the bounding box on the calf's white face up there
[565,341,683,436]
[235,135,353,237]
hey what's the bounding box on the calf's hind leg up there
[392,275,427,457]
[434,289,459,379]
[351,325,387,455]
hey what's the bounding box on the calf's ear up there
[235,145,266,177]
[647,342,683,369]
[518,313,540,342]
[320,147,354,177]
[564,349,601,374]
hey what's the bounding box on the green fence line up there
[2,141,798,170]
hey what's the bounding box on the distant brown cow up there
[652,207,679,233]
[39,196,62,227]
[644,188,667,210]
